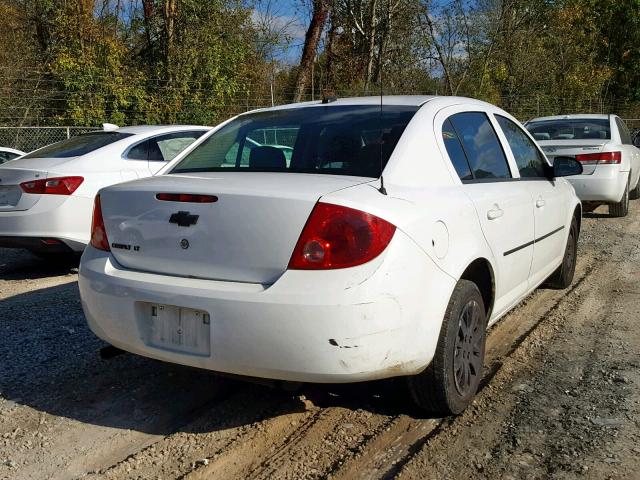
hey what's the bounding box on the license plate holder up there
[148,304,211,356]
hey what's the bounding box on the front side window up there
[526,118,611,140]
[22,132,133,159]
[171,105,419,178]
[496,115,548,178]
[448,112,511,179]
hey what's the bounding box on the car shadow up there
[582,212,612,219]
[0,283,435,439]
[0,248,79,280]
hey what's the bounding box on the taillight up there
[20,176,84,195]
[90,195,110,251]
[288,203,396,270]
[574,151,621,165]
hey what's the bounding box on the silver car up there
[526,114,640,217]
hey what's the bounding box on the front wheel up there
[407,280,486,415]
[630,174,640,200]
[610,178,629,217]
[544,217,578,289]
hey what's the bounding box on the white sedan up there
[0,147,25,164]
[79,96,582,414]
[0,125,210,255]
[526,114,640,216]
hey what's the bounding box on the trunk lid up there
[0,167,49,211]
[0,157,79,211]
[537,140,606,175]
[100,172,372,284]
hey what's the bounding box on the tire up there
[630,174,640,200]
[407,280,486,415]
[544,217,578,289]
[610,177,630,217]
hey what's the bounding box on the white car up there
[79,96,582,414]
[526,114,640,216]
[0,125,210,255]
[0,147,25,164]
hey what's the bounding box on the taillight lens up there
[288,203,396,270]
[90,195,110,251]
[574,151,621,165]
[20,176,84,195]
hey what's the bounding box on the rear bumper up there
[0,195,93,252]
[567,166,628,203]
[79,232,457,383]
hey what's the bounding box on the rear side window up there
[22,132,133,159]
[0,151,20,163]
[442,119,473,180]
[616,118,632,145]
[448,112,511,179]
[127,131,206,162]
[495,115,548,178]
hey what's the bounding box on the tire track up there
[326,244,600,478]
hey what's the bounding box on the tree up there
[293,0,329,102]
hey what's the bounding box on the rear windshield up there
[22,132,134,159]
[170,105,419,177]
[526,118,611,141]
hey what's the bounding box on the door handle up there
[487,206,504,220]
[536,198,546,208]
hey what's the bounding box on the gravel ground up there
[0,203,639,480]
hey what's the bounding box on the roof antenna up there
[377,25,387,196]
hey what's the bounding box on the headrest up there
[249,146,286,169]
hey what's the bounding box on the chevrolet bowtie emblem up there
[169,211,199,227]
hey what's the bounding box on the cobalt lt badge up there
[180,239,190,250]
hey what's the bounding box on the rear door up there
[437,107,534,315]
[494,114,568,286]
[615,117,640,188]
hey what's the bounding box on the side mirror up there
[553,156,583,177]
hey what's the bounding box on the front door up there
[438,109,535,317]
[493,114,568,286]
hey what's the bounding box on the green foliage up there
[0,0,638,125]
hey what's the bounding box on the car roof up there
[528,114,612,122]
[244,95,498,115]
[0,147,25,154]
[115,125,211,135]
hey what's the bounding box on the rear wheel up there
[610,177,629,217]
[407,280,486,415]
[544,217,578,289]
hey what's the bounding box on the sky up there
[253,0,308,63]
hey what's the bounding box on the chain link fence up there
[0,126,100,153]
[0,97,638,154]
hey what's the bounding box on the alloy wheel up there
[453,299,483,396]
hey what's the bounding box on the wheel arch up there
[459,258,495,320]
[573,203,582,234]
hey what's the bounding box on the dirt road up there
[1,203,639,480]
